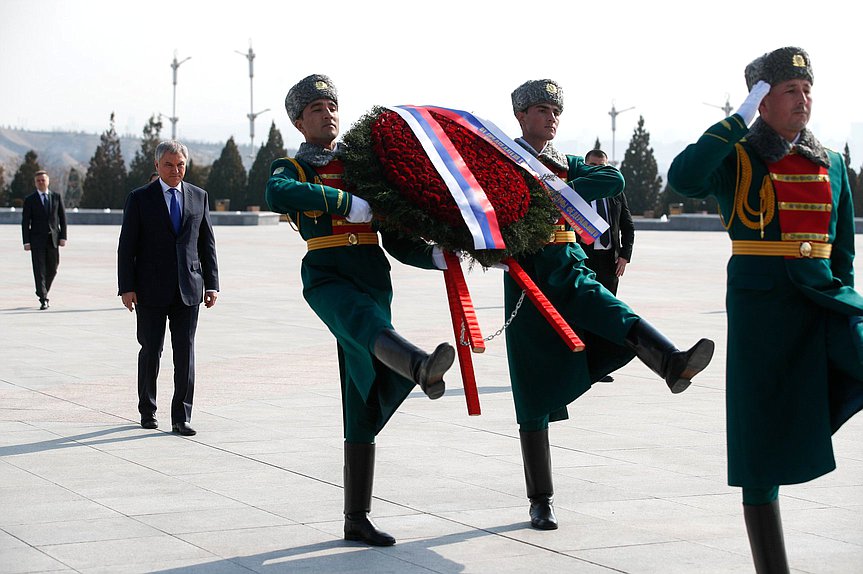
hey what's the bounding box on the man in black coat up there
[21,170,67,309]
[578,149,635,296]
[578,149,635,382]
[117,140,219,436]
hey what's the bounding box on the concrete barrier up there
[2,208,860,232]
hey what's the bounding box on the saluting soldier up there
[668,48,863,573]
[505,79,715,531]
[266,75,454,547]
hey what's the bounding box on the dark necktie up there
[169,188,181,233]
[596,198,611,248]
[42,193,50,214]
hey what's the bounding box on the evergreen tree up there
[0,164,7,206]
[81,113,127,208]
[127,115,163,190]
[245,122,286,210]
[843,143,858,199]
[65,167,84,208]
[619,116,662,216]
[9,150,43,206]
[855,163,863,218]
[206,136,247,210]
[184,156,211,189]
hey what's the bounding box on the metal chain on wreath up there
[459,290,526,346]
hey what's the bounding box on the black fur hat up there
[285,74,338,121]
[511,79,564,114]
[745,47,813,91]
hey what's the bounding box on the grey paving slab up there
[3,516,163,547]
[38,536,220,571]
[0,546,70,574]
[1,224,861,573]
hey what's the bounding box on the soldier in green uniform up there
[668,48,863,573]
[266,74,455,547]
[506,79,716,531]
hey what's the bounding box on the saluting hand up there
[735,80,771,126]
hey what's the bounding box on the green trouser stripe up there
[742,486,779,505]
[519,415,550,433]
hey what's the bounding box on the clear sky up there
[2,0,862,164]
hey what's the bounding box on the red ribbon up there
[441,254,585,417]
[443,252,482,416]
[503,257,585,352]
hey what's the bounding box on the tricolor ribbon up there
[423,106,608,244]
[387,106,506,251]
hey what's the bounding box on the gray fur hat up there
[745,47,813,91]
[285,74,338,121]
[511,79,564,114]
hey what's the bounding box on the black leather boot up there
[344,442,396,546]
[743,501,790,574]
[372,329,454,399]
[520,429,558,530]
[624,319,715,393]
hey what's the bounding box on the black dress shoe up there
[172,422,196,436]
[39,300,47,310]
[141,418,158,430]
[344,513,396,546]
[599,375,614,383]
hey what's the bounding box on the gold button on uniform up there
[347,233,359,245]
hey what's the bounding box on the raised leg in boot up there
[519,427,558,530]
[624,318,715,393]
[372,329,454,399]
[343,442,395,546]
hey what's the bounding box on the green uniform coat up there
[505,154,639,424]
[266,156,437,439]
[668,115,863,487]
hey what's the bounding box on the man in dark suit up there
[579,149,635,296]
[117,140,219,436]
[579,149,635,382]
[22,170,67,310]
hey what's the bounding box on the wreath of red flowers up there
[342,107,557,267]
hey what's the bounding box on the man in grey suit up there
[22,170,67,310]
[117,141,219,436]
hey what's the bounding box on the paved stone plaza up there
[1,224,861,573]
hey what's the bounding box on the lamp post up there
[169,51,191,139]
[235,41,270,157]
[608,101,634,166]
[704,94,734,117]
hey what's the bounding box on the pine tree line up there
[0,117,288,210]
[2,115,862,217]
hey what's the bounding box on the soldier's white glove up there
[432,245,448,269]
[432,247,468,270]
[346,196,373,223]
[735,80,771,126]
